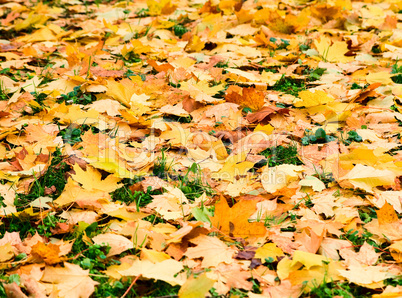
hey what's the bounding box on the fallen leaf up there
[376,202,399,225]
[40,262,98,298]
[178,273,215,298]
[118,258,185,286]
[92,233,134,257]
[255,243,284,261]
[225,87,265,111]
[209,197,266,238]
[184,235,236,267]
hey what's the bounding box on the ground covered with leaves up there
[0,0,402,297]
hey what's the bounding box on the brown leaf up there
[246,106,289,124]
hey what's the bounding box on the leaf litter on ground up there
[0,0,402,297]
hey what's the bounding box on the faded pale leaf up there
[389,241,402,263]
[92,233,134,257]
[299,176,326,192]
[261,164,304,193]
[40,262,98,298]
[184,235,236,268]
[340,164,396,193]
[118,259,185,286]
[0,243,14,262]
[338,265,393,285]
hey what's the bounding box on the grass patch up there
[0,212,35,239]
[391,60,402,83]
[111,184,161,210]
[272,75,306,97]
[172,24,188,38]
[306,280,372,298]
[215,61,229,68]
[163,114,192,124]
[260,144,302,167]
[152,151,214,201]
[14,148,69,211]
[340,229,376,248]
[152,150,173,180]
[58,86,97,105]
[141,280,180,298]
[301,128,336,146]
[342,130,363,145]
[177,163,214,201]
[0,209,66,240]
[0,82,10,101]
[36,214,66,238]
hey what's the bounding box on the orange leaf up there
[376,202,399,225]
[31,242,63,265]
[147,59,175,73]
[209,197,266,238]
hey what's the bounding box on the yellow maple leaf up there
[71,164,122,192]
[141,248,171,263]
[299,176,326,192]
[214,152,254,182]
[225,87,265,111]
[31,242,63,265]
[14,12,48,31]
[291,250,327,270]
[338,265,392,285]
[185,35,205,53]
[340,164,396,193]
[255,243,284,261]
[254,124,274,135]
[106,79,135,107]
[159,122,192,147]
[389,241,402,263]
[178,272,215,298]
[53,178,110,207]
[147,0,176,15]
[314,36,354,63]
[294,90,335,108]
[89,156,135,179]
[122,40,151,57]
[0,243,14,262]
[366,72,394,85]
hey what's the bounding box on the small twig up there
[120,274,141,298]
[68,247,90,261]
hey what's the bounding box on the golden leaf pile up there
[0,0,402,297]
